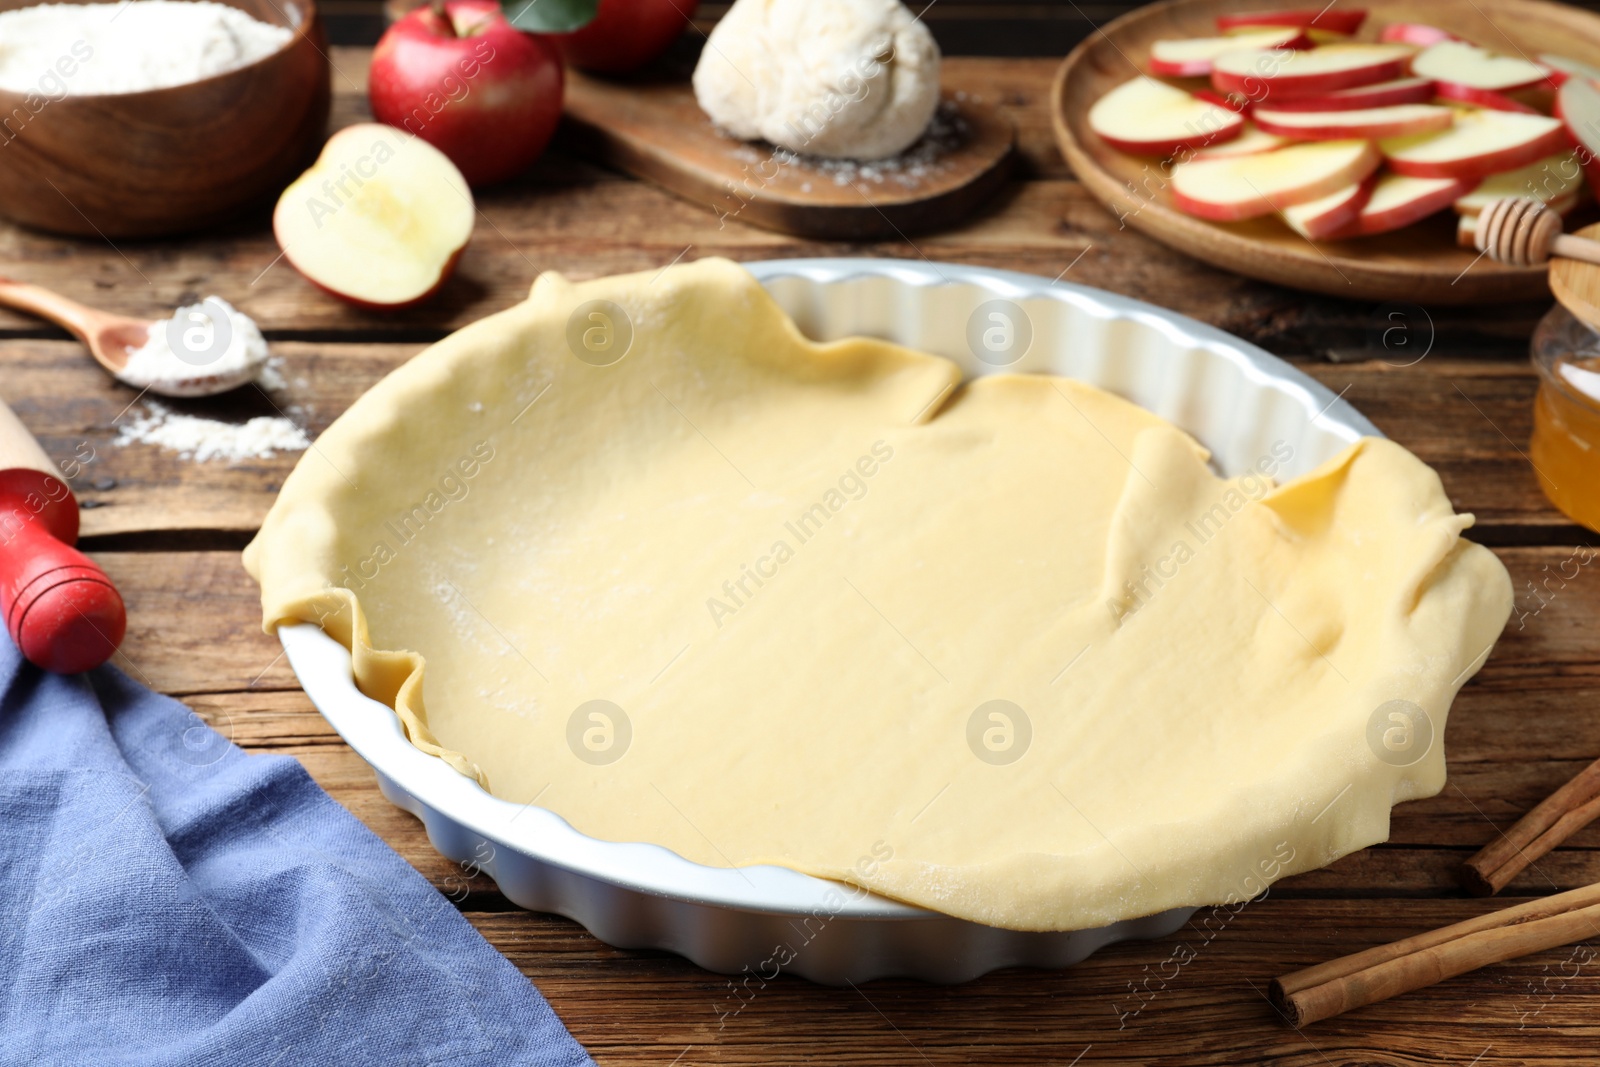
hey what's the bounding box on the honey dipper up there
[1475,196,1600,332]
[1474,196,1600,268]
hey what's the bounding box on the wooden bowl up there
[1051,0,1600,304]
[0,0,330,238]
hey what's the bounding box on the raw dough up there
[692,0,941,161]
[245,258,1513,931]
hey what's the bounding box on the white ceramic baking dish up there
[278,258,1381,984]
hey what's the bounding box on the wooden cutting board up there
[561,72,1016,241]
[1051,0,1600,304]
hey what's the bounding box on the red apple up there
[1542,53,1600,89]
[1257,76,1436,112]
[1211,43,1413,101]
[274,124,475,309]
[370,0,563,187]
[1195,88,1253,114]
[1340,172,1470,236]
[1411,41,1552,92]
[1281,175,1375,237]
[1171,138,1381,219]
[1382,108,1571,180]
[1378,23,1461,48]
[1254,102,1454,140]
[1558,75,1600,198]
[552,0,698,74]
[1452,151,1583,214]
[1216,7,1367,35]
[1433,83,1540,113]
[1194,122,1290,158]
[1088,76,1245,155]
[1148,28,1309,77]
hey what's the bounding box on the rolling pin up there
[0,397,124,673]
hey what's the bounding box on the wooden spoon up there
[0,279,264,397]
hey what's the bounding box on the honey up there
[1531,306,1600,533]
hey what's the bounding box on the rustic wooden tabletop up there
[5,16,1600,1064]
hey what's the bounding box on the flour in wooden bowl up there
[0,0,292,95]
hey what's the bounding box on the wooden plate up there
[1051,0,1600,304]
[563,72,1015,241]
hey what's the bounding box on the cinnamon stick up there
[1270,881,1600,1026]
[1460,754,1600,896]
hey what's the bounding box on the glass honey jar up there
[1531,304,1600,533]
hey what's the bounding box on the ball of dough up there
[692,0,942,161]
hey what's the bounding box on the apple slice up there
[1088,76,1245,155]
[1195,88,1253,114]
[1171,138,1381,219]
[1194,122,1291,158]
[1458,190,1580,244]
[1378,23,1462,48]
[1381,109,1571,180]
[274,123,474,309]
[1412,41,1552,92]
[1452,152,1584,215]
[1433,82,1540,113]
[1341,172,1471,236]
[1558,75,1600,198]
[1149,29,1310,77]
[1211,44,1414,100]
[1281,176,1375,237]
[1541,53,1600,88]
[1254,103,1455,140]
[1216,8,1367,35]
[1258,76,1436,112]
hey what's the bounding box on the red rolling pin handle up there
[0,468,126,676]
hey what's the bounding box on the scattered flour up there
[256,358,288,393]
[0,1,293,95]
[115,401,309,463]
[733,102,969,190]
[119,295,270,393]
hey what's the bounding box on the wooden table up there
[5,48,1599,1066]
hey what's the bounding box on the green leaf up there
[501,0,599,32]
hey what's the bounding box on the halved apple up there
[1412,41,1552,92]
[1171,138,1381,219]
[1088,76,1245,155]
[1542,53,1600,88]
[1381,109,1571,180]
[1194,122,1291,158]
[1280,176,1375,237]
[1452,152,1584,214]
[1558,75,1600,198]
[274,124,474,309]
[1378,23,1461,48]
[1148,28,1310,77]
[1216,7,1367,36]
[1258,76,1436,112]
[1211,44,1414,100]
[1254,102,1455,140]
[1343,172,1470,236]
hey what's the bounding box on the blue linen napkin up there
[0,638,594,1067]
